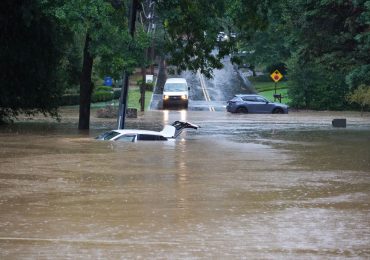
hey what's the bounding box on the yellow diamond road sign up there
[270,70,283,82]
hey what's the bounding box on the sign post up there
[117,0,139,129]
[270,70,283,102]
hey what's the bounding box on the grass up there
[90,88,153,110]
[259,89,290,103]
[249,79,290,104]
[249,78,288,92]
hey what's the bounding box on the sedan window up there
[255,97,268,103]
[96,131,120,140]
[116,134,136,142]
[137,134,168,141]
[241,96,256,102]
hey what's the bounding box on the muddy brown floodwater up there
[0,109,369,259]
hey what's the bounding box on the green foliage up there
[95,86,113,92]
[113,89,121,99]
[136,80,154,91]
[52,0,131,76]
[265,63,287,75]
[226,0,370,110]
[0,0,71,123]
[243,0,370,110]
[250,79,288,92]
[91,89,153,111]
[157,0,246,77]
[226,0,269,34]
[346,65,370,89]
[61,89,115,106]
[127,88,152,109]
[259,89,290,104]
[91,91,114,103]
[288,60,349,110]
[346,85,370,114]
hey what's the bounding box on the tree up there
[282,0,370,110]
[53,0,130,129]
[156,0,231,78]
[233,0,290,72]
[0,0,70,123]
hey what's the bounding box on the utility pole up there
[117,0,139,129]
[139,0,156,112]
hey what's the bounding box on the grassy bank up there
[249,77,290,103]
[79,88,153,110]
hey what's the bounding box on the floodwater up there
[0,110,370,259]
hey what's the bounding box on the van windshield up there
[164,83,187,92]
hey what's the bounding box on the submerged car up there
[95,121,199,142]
[226,94,288,114]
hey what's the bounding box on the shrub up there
[145,82,154,91]
[346,84,370,115]
[113,89,121,99]
[137,79,154,91]
[95,85,112,92]
[91,91,114,103]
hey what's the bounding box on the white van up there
[163,78,189,109]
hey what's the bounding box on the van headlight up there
[163,95,169,100]
[181,95,188,100]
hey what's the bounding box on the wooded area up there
[1,0,369,127]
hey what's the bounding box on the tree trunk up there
[156,57,167,93]
[78,33,94,130]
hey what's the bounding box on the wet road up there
[151,56,252,111]
[0,110,369,259]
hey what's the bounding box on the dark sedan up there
[226,94,288,114]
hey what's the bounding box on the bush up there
[144,82,154,91]
[346,84,370,115]
[91,91,114,103]
[95,85,112,92]
[113,89,121,99]
[137,80,154,91]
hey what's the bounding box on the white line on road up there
[197,71,215,112]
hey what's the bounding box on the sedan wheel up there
[272,108,284,114]
[236,107,248,113]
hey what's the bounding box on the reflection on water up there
[163,109,188,124]
[0,111,369,258]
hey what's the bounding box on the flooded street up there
[0,110,370,259]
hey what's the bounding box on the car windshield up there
[231,96,242,101]
[95,131,120,140]
[164,83,187,92]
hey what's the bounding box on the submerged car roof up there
[236,94,260,97]
[112,126,176,139]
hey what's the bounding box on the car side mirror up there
[266,101,269,104]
